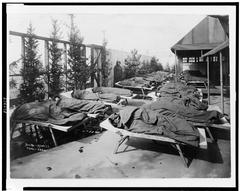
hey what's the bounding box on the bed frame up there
[100,119,207,167]
[13,113,99,147]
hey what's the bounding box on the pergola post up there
[219,51,224,113]
[64,43,68,91]
[98,48,102,87]
[174,50,178,82]
[207,56,210,105]
[21,37,25,82]
[90,48,95,87]
[44,40,49,98]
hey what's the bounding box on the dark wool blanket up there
[109,106,200,147]
[142,99,223,123]
[10,97,111,136]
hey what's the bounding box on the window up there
[213,56,218,62]
[189,57,195,62]
[182,57,188,63]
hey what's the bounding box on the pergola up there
[9,30,106,90]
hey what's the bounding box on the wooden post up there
[64,43,68,91]
[98,49,102,87]
[207,56,210,105]
[90,48,95,87]
[174,50,178,82]
[44,40,49,98]
[219,51,224,113]
[21,37,25,82]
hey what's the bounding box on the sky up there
[7,5,207,67]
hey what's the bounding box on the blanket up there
[71,89,121,103]
[10,97,112,136]
[92,87,133,97]
[109,106,200,147]
[142,99,222,123]
[157,82,200,99]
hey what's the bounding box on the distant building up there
[171,15,229,86]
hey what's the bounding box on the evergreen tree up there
[138,60,150,75]
[67,14,89,90]
[18,23,45,103]
[165,62,171,72]
[47,20,63,97]
[149,56,163,72]
[124,49,141,79]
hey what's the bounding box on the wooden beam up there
[207,56,210,104]
[219,51,224,113]
[10,31,103,49]
[10,30,70,44]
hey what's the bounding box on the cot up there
[194,105,231,142]
[13,113,99,147]
[100,118,207,167]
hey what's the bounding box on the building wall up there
[182,62,207,75]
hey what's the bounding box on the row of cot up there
[11,84,230,167]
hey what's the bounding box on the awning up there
[201,40,229,57]
[171,43,221,52]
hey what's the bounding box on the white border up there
[5,3,237,190]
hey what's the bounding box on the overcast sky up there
[7,5,208,67]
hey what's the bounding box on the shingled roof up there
[171,15,229,52]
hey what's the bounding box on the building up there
[171,15,229,86]
[171,15,229,112]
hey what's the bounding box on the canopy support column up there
[207,56,210,105]
[64,43,68,91]
[219,51,224,113]
[174,50,178,82]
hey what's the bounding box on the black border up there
[2,2,239,191]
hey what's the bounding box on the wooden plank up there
[198,127,207,149]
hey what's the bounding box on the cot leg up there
[205,126,215,142]
[34,125,40,142]
[175,144,188,168]
[114,136,129,154]
[49,127,58,147]
[22,123,26,135]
